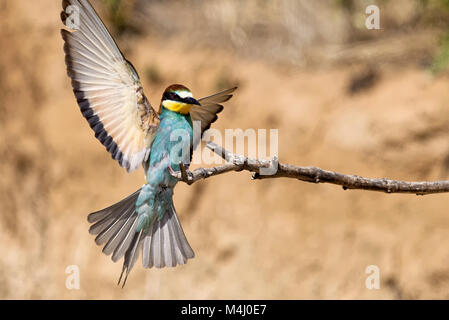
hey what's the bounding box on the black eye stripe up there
[163,92,193,104]
[163,91,179,101]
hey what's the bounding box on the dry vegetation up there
[3,0,449,299]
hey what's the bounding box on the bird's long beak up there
[185,97,201,106]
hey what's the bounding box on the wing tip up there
[60,0,155,174]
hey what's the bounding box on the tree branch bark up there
[171,142,449,195]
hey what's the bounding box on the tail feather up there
[94,206,134,246]
[167,212,188,264]
[142,205,195,269]
[118,229,143,288]
[88,189,141,224]
[87,189,195,286]
[101,210,135,256]
[111,217,139,262]
[142,230,153,268]
[170,203,196,260]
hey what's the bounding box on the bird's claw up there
[168,165,176,176]
[169,163,193,185]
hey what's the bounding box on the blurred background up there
[3,0,449,299]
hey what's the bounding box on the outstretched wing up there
[190,87,237,136]
[61,0,159,172]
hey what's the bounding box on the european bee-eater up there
[60,0,236,286]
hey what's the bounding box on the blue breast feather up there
[136,108,193,231]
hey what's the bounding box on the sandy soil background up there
[3,0,449,299]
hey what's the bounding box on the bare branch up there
[171,142,449,195]
[179,162,192,185]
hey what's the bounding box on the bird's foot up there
[169,162,193,185]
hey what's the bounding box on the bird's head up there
[160,84,201,115]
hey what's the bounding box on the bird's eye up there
[170,92,180,100]
[163,92,177,101]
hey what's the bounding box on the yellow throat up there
[162,100,191,115]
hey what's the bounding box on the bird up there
[60,0,237,286]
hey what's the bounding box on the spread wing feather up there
[190,87,237,136]
[61,0,159,172]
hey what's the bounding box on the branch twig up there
[170,142,449,195]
